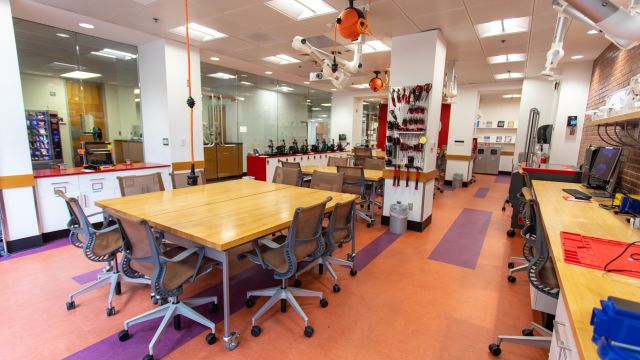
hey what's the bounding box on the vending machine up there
[26,110,64,169]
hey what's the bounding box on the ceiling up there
[13,0,613,92]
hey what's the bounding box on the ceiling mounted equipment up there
[443,60,457,104]
[368,70,385,92]
[541,13,570,80]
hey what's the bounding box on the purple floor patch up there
[353,230,401,271]
[427,208,492,269]
[473,187,490,198]
[494,174,511,184]
[72,268,104,284]
[0,236,69,262]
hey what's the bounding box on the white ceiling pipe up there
[541,13,570,78]
[564,0,640,49]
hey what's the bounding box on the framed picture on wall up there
[485,121,493,128]
[483,135,491,142]
[497,121,505,128]
[505,135,513,143]
[496,136,503,143]
[507,121,515,128]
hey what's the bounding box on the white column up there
[138,39,204,172]
[0,0,40,245]
[515,79,560,158]
[445,86,480,181]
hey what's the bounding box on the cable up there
[183,0,197,185]
[603,240,640,275]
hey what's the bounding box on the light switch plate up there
[162,138,169,146]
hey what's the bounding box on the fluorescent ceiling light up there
[135,98,140,102]
[169,23,227,42]
[322,103,331,106]
[265,71,273,75]
[476,17,530,38]
[237,97,245,101]
[502,94,521,99]
[56,33,70,38]
[304,81,310,84]
[587,29,599,34]
[60,71,101,79]
[134,89,140,95]
[351,83,369,89]
[262,54,301,65]
[91,48,137,60]
[311,107,322,110]
[321,114,328,117]
[279,86,294,92]
[265,0,337,21]
[49,62,82,69]
[207,72,236,79]
[494,72,524,80]
[331,88,336,91]
[570,55,584,59]
[240,81,253,86]
[79,23,94,29]
[487,53,527,64]
[91,51,115,59]
[361,40,391,54]
[210,57,220,61]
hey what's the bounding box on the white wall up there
[330,90,365,147]
[104,84,138,140]
[480,98,521,125]
[549,61,593,166]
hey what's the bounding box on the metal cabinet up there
[474,146,501,175]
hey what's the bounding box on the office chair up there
[294,200,357,293]
[489,199,560,356]
[170,170,206,189]
[363,157,384,170]
[240,197,331,338]
[57,190,148,316]
[328,156,349,167]
[507,186,536,283]
[115,215,218,359]
[363,158,385,209]
[117,172,165,196]
[338,165,374,227]
[279,160,301,168]
[273,166,302,186]
[309,170,343,192]
[353,146,372,167]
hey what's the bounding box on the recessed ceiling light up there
[476,17,530,38]
[571,55,584,60]
[587,29,599,34]
[91,48,137,60]
[502,94,521,99]
[279,86,294,92]
[494,72,524,80]
[304,81,310,84]
[169,23,227,42]
[240,81,253,86]
[237,96,245,101]
[60,71,101,79]
[56,33,70,38]
[322,103,331,106]
[265,0,337,21]
[135,98,140,102]
[331,88,337,91]
[262,54,301,65]
[79,23,94,29]
[49,62,82,70]
[487,53,527,64]
[321,114,328,117]
[311,107,322,110]
[357,40,391,54]
[210,57,220,61]
[134,89,140,95]
[350,83,369,89]
[207,72,236,79]
[265,71,273,75]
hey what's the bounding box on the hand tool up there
[405,165,411,188]
[414,166,422,190]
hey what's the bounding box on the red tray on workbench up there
[560,231,640,279]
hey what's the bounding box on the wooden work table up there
[300,165,383,182]
[532,180,640,359]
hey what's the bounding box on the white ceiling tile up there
[393,0,464,17]
[465,0,534,24]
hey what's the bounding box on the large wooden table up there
[532,180,640,359]
[96,179,357,350]
[300,165,383,182]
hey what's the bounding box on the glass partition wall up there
[201,63,332,169]
[13,18,141,168]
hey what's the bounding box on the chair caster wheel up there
[143,354,153,360]
[246,298,255,308]
[114,281,122,296]
[151,295,158,305]
[350,268,357,276]
[332,284,341,293]
[507,275,516,283]
[251,325,261,337]
[507,229,516,238]
[522,328,534,336]
[118,330,130,342]
[209,302,218,314]
[366,223,373,228]
[337,243,343,248]
[173,315,181,331]
[304,326,314,338]
[293,279,302,287]
[320,298,329,308]
[106,307,116,316]
[206,332,216,345]
[66,301,75,311]
[347,253,355,262]
[488,343,501,356]
[501,206,506,212]
[507,262,515,269]
[281,299,287,313]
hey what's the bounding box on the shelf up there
[590,109,640,125]
[475,127,517,130]
[394,131,425,134]
[480,142,516,145]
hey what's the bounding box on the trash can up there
[389,203,409,235]
[452,173,463,189]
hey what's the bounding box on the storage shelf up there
[475,127,517,130]
[480,142,516,145]
[590,109,640,125]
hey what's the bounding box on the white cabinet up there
[499,155,514,172]
[78,174,116,222]
[35,176,80,233]
[549,293,580,360]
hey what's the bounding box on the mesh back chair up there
[506,186,537,281]
[309,170,343,192]
[272,166,302,186]
[328,156,348,167]
[489,198,559,356]
[353,147,372,167]
[363,157,385,170]
[363,158,385,209]
[294,200,357,293]
[170,170,206,189]
[239,197,331,338]
[117,172,165,196]
[57,190,148,316]
[279,160,301,168]
[115,215,218,358]
[337,166,374,227]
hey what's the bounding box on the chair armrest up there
[94,224,119,234]
[257,237,286,249]
[160,246,203,263]
[86,211,103,218]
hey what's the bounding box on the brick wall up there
[578,44,640,194]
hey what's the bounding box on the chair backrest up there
[337,165,365,196]
[354,147,372,157]
[272,166,302,186]
[310,170,344,192]
[328,156,348,167]
[325,200,355,252]
[528,199,560,298]
[279,160,301,169]
[115,215,157,277]
[117,172,165,196]
[56,190,92,237]
[364,157,385,170]
[170,170,206,189]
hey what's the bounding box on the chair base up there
[489,322,553,356]
[247,280,324,328]
[295,255,355,286]
[508,256,528,276]
[122,296,217,356]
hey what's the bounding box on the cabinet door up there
[217,145,241,177]
[204,146,218,180]
[36,177,80,233]
[79,187,116,222]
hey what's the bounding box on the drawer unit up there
[549,293,580,360]
[35,176,81,233]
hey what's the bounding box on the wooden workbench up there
[533,180,640,359]
[300,165,383,182]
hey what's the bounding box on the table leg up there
[220,251,239,351]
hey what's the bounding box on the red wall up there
[438,103,451,150]
[376,103,388,149]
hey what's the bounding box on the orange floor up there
[0,174,547,359]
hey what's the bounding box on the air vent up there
[305,35,334,49]
[245,32,277,43]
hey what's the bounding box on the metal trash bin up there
[452,173,463,189]
[389,203,409,235]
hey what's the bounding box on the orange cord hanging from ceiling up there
[183,0,198,185]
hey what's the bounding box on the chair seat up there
[242,236,289,273]
[91,228,124,257]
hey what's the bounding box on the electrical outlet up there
[162,138,169,146]
[408,203,413,211]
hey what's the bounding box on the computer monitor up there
[589,146,621,187]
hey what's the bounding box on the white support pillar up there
[138,39,204,177]
[382,30,446,231]
[0,0,41,249]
